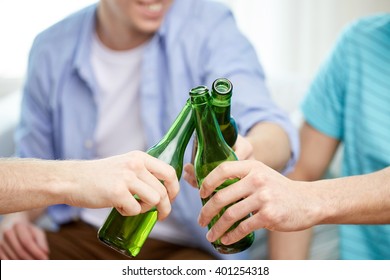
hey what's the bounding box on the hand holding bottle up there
[70,151,180,220]
[198,160,316,245]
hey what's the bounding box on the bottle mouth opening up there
[189,85,208,96]
[212,78,232,95]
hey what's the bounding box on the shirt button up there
[84,140,93,149]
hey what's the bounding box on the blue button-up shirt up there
[16,0,298,259]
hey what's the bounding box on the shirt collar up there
[72,4,97,86]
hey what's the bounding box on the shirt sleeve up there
[15,34,56,159]
[301,27,351,141]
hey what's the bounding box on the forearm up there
[314,167,390,224]
[268,230,312,259]
[246,122,292,171]
[0,158,74,214]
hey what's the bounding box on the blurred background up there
[0,0,389,259]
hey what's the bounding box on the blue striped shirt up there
[302,14,390,260]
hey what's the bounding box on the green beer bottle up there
[98,99,195,258]
[189,86,254,254]
[191,77,238,162]
[210,77,238,147]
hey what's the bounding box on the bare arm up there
[0,151,179,219]
[314,167,390,224]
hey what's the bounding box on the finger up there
[15,224,48,259]
[125,172,171,220]
[3,226,35,259]
[200,161,251,198]
[183,164,198,188]
[0,245,10,260]
[233,135,253,160]
[155,194,172,221]
[137,170,171,218]
[198,176,252,227]
[0,242,18,259]
[129,172,162,208]
[204,195,258,243]
[221,212,264,245]
[114,193,142,217]
[32,226,49,255]
[144,155,179,201]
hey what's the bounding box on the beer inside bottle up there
[190,86,254,254]
[98,99,195,258]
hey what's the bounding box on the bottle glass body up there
[190,86,254,254]
[98,99,195,258]
[210,77,238,147]
[191,77,238,162]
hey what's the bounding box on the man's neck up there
[96,7,153,51]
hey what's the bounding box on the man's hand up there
[0,213,49,260]
[198,160,321,245]
[63,151,180,220]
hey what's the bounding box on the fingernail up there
[221,236,230,245]
[199,188,206,198]
[197,216,205,227]
[206,231,214,242]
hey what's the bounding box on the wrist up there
[308,179,339,225]
[299,181,329,227]
[45,160,81,206]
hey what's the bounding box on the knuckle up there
[149,192,161,206]
[236,221,250,235]
[111,187,124,200]
[127,152,145,171]
[166,166,177,179]
[251,174,264,186]
[222,208,237,223]
[159,189,169,201]
[211,191,225,206]
[218,162,230,174]
[129,150,143,158]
